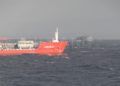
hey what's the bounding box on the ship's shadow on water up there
[1,41,120,86]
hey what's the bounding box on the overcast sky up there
[0,0,120,39]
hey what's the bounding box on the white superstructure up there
[18,40,35,49]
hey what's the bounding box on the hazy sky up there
[0,0,120,39]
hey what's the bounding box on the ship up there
[0,29,68,56]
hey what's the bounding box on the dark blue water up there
[0,41,120,86]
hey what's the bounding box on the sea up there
[0,40,120,86]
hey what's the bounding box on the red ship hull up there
[0,41,68,56]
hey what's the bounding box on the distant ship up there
[0,29,68,56]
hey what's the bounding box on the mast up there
[53,28,59,42]
[55,28,59,42]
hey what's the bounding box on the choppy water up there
[1,41,120,86]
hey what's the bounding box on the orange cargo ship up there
[0,29,68,56]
